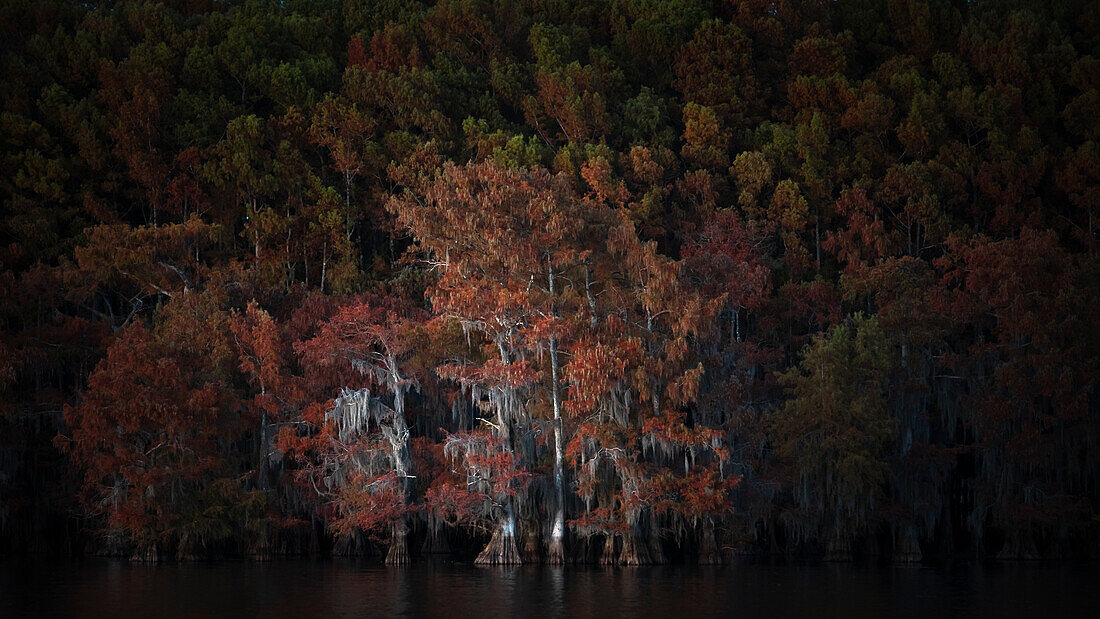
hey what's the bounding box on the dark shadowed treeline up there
[1,0,1097,563]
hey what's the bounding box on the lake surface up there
[2,557,1097,618]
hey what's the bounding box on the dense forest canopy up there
[1,0,1097,564]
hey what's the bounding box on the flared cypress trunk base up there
[176,533,202,562]
[333,530,375,557]
[247,533,274,561]
[385,523,410,565]
[697,524,721,565]
[522,529,541,563]
[598,535,618,565]
[996,532,1039,560]
[475,529,522,565]
[893,527,922,564]
[546,536,565,565]
[648,533,668,564]
[131,543,160,563]
[619,534,652,565]
[571,537,597,564]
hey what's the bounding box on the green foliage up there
[0,0,1096,561]
[771,315,899,541]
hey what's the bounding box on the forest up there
[0,0,1097,565]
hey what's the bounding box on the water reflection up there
[1,558,1096,618]
[549,565,564,613]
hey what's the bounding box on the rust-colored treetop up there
[0,0,1095,563]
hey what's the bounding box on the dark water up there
[2,558,1097,618]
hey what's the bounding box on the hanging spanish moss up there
[1,0,1095,569]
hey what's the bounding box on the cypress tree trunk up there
[385,520,410,565]
[697,521,721,565]
[547,335,566,565]
[599,534,618,565]
[522,526,542,563]
[475,506,522,565]
[893,526,922,564]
